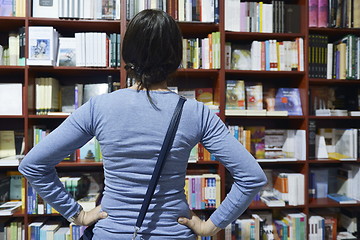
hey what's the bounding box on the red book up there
[309,0,318,27]
[318,0,328,27]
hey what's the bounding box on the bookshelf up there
[0,0,359,239]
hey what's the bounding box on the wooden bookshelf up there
[0,0,360,239]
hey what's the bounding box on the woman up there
[19,9,267,239]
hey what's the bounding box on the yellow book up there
[259,2,263,32]
[328,152,353,160]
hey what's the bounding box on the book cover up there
[225,80,246,110]
[309,0,318,27]
[0,131,16,158]
[231,44,251,70]
[57,37,76,67]
[195,88,213,106]
[0,83,22,115]
[82,83,108,104]
[275,88,302,115]
[245,82,263,110]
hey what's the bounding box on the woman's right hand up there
[178,211,221,236]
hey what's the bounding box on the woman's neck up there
[129,82,169,91]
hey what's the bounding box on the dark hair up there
[122,9,183,103]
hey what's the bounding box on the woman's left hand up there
[73,205,108,226]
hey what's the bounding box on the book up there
[77,192,101,211]
[0,131,16,158]
[57,37,76,66]
[225,80,245,110]
[0,83,22,115]
[82,83,108,104]
[32,0,59,18]
[0,201,22,216]
[245,82,263,110]
[275,88,302,115]
[0,0,13,16]
[260,195,286,207]
[27,26,59,66]
[327,193,357,204]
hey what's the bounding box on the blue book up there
[327,193,357,204]
[275,88,302,115]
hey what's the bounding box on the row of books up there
[310,164,360,205]
[27,26,120,67]
[33,126,103,162]
[309,34,360,79]
[0,0,25,17]
[32,0,121,20]
[315,128,359,160]
[28,221,87,240]
[225,0,300,33]
[308,208,360,240]
[126,0,166,20]
[309,0,360,28]
[228,126,306,161]
[0,172,24,208]
[177,0,219,23]
[225,80,303,116]
[225,210,306,240]
[184,174,221,210]
[188,143,215,163]
[27,174,100,215]
[0,27,26,66]
[225,38,304,72]
[35,79,111,115]
[180,32,221,69]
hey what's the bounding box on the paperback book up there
[275,88,302,115]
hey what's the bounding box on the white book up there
[85,32,92,67]
[115,0,120,19]
[262,4,273,33]
[251,41,261,70]
[63,0,69,18]
[83,0,91,18]
[295,130,306,160]
[201,0,214,22]
[326,43,334,79]
[0,83,22,115]
[225,0,241,31]
[8,33,19,66]
[75,33,82,66]
[178,0,185,21]
[185,0,192,21]
[297,38,304,71]
[33,0,59,18]
[81,32,86,66]
[101,33,107,67]
[27,26,56,66]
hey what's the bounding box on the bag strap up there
[132,96,187,239]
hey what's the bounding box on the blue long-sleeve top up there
[19,88,267,239]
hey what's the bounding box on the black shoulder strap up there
[133,96,187,239]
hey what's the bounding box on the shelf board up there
[309,116,355,120]
[249,201,305,209]
[309,78,360,85]
[225,32,305,41]
[29,115,69,119]
[28,17,121,33]
[175,69,219,78]
[309,27,360,35]
[177,22,219,36]
[309,198,360,208]
[0,17,25,31]
[0,66,26,75]
[28,66,120,72]
[257,160,306,164]
[308,159,359,164]
[0,115,25,119]
[189,161,219,165]
[226,115,305,120]
[225,70,305,76]
[56,161,103,167]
